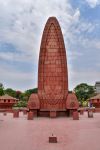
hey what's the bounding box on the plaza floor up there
[0,112,100,150]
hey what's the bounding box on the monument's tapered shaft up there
[38,17,68,110]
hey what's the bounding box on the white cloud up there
[67,51,83,61]
[76,22,95,33]
[0,0,76,64]
[85,0,100,8]
[0,0,99,91]
[78,38,100,50]
[0,63,37,91]
[69,69,100,90]
[0,52,33,62]
[0,0,76,90]
[73,8,80,23]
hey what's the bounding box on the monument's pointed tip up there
[48,16,57,19]
[47,16,58,22]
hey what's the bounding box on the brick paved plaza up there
[0,112,100,150]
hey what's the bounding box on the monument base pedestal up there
[13,110,19,118]
[50,111,57,118]
[34,110,38,117]
[88,110,93,118]
[80,110,84,115]
[73,110,79,120]
[49,136,57,143]
[3,112,7,116]
[27,111,34,120]
[23,110,27,115]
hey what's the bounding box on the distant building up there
[89,93,100,108]
[95,82,100,93]
[0,94,18,110]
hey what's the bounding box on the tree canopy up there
[0,87,4,96]
[0,83,4,88]
[0,83,4,96]
[74,83,95,102]
[4,88,16,97]
[0,82,96,107]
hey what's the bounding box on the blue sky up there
[0,0,100,91]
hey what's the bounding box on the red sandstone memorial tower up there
[38,17,68,110]
[28,17,79,117]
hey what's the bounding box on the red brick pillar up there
[50,111,57,118]
[23,110,27,115]
[88,109,93,118]
[35,110,38,117]
[49,135,57,143]
[69,110,73,117]
[3,112,7,116]
[13,110,19,118]
[27,111,34,120]
[73,110,79,120]
[80,109,84,115]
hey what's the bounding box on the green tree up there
[24,88,38,100]
[15,88,38,107]
[16,91,22,99]
[4,88,16,97]
[25,88,38,95]
[0,83,4,88]
[14,100,27,108]
[19,93,28,101]
[0,83,4,96]
[74,83,95,102]
[0,87,4,96]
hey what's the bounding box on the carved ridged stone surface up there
[38,17,68,110]
[66,93,79,109]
